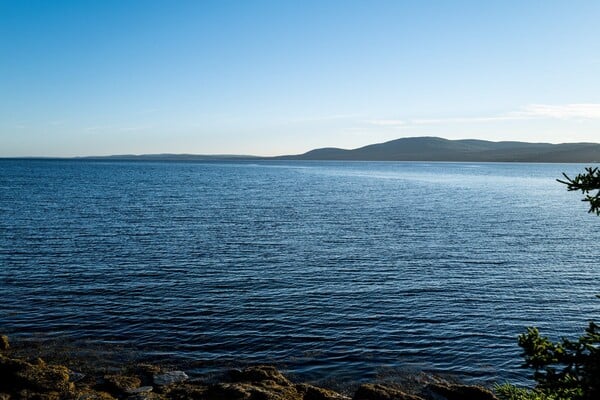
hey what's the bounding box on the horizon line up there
[1,136,600,160]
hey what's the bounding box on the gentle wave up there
[1,160,599,386]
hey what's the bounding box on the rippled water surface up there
[1,160,599,385]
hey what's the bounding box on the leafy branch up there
[516,323,600,400]
[557,167,600,215]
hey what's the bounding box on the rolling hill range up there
[67,136,600,163]
[277,137,600,162]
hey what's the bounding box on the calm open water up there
[1,160,599,385]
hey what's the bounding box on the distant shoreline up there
[2,137,600,163]
[1,157,597,165]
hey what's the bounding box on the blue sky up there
[1,1,599,156]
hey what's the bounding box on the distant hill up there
[79,153,260,161]
[68,137,600,163]
[276,137,600,163]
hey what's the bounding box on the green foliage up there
[494,383,557,400]
[516,323,600,400]
[557,167,600,215]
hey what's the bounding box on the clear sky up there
[1,1,599,157]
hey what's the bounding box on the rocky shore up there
[0,335,498,400]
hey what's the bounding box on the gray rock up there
[296,383,351,400]
[68,371,86,383]
[427,383,498,400]
[153,370,189,386]
[126,386,153,394]
[126,394,159,400]
[354,383,424,400]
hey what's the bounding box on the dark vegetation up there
[496,167,600,400]
[557,167,600,215]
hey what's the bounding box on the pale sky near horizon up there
[1,1,599,157]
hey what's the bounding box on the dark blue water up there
[1,160,599,385]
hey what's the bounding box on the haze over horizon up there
[1,1,600,157]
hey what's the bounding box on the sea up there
[1,159,599,386]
